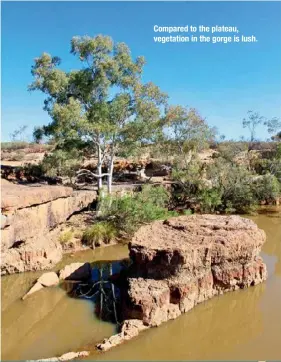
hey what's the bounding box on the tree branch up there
[77,169,110,178]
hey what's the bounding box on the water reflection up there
[1,245,128,361]
[64,259,130,325]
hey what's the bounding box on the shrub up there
[1,142,52,152]
[216,141,248,162]
[59,230,73,244]
[207,158,258,213]
[253,174,280,203]
[198,188,222,213]
[97,185,177,236]
[8,151,25,161]
[41,149,81,183]
[171,156,266,214]
[82,221,117,246]
[1,141,29,150]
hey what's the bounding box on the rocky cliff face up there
[124,215,267,326]
[1,183,97,275]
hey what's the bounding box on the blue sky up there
[2,1,281,141]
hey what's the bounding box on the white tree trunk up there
[107,151,114,194]
[97,144,103,192]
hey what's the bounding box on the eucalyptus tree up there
[161,105,216,166]
[242,111,265,143]
[265,117,281,140]
[30,35,167,194]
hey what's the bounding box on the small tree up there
[242,111,265,143]
[41,149,81,184]
[30,35,167,194]
[10,125,28,142]
[265,117,281,140]
[161,105,216,166]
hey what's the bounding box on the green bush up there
[82,221,117,246]
[1,142,52,152]
[208,158,258,213]
[41,149,81,183]
[97,185,178,236]
[216,141,248,162]
[170,156,279,214]
[253,174,280,203]
[59,230,74,244]
[198,188,222,213]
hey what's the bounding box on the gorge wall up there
[1,182,97,275]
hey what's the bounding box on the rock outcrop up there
[22,281,45,300]
[98,215,267,350]
[30,350,90,361]
[1,183,97,275]
[21,263,91,299]
[2,236,63,275]
[22,272,60,300]
[59,262,92,281]
[97,319,148,351]
[37,272,60,287]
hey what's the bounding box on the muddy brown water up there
[1,211,281,361]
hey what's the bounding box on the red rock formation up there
[1,183,97,275]
[97,215,267,351]
[124,215,267,327]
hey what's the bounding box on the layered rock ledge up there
[1,183,97,275]
[98,214,267,350]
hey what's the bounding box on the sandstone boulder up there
[1,183,97,275]
[124,215,267,327]
[22,282,44,300]
[32,350,90,361]
[1,214,9,229]
[96,319,148,351]
[129,214,266,279]
[1,183,73,211]
[1,187,97,251]
[37,272,59,287]
[1,237,62,275]
[59,262,92,281]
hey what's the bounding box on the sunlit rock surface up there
[98,215,267,350]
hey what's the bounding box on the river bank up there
[1,209,281,361]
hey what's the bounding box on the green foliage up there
[29,34,168,192]
[216,141,248,162]
[22,163,45,180]
[253,174,280,203]
[41,149,81,182]
[242,111,265,142]
[82,221,117,246]
[251,143,281,181]
[59,230,74,244]
[97,185,176,236]
[198,188,222,213]
[171,156,280,214]
[159,106,216,166]
[265,117,281,136]
[206,158,259,213]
